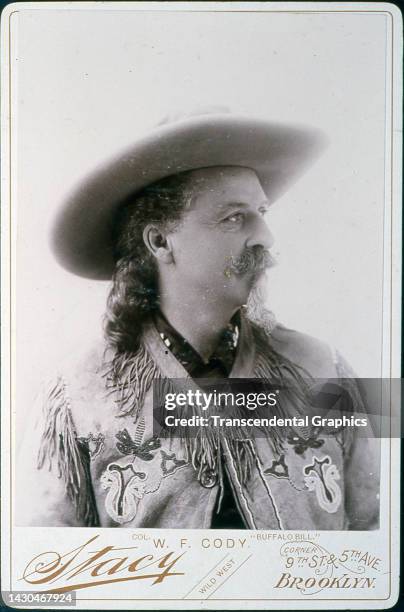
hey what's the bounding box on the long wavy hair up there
[104,173,194,353]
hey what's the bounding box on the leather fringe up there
[103,344,160,421]
[37,377,99,526]
[103,323,315,489]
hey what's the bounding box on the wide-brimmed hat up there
[51,113,327,279]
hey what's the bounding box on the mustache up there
[226,246,276,276]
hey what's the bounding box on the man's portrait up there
[13,8,386,532]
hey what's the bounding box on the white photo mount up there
[1,2,402,609]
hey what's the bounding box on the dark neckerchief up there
[153,310,246,529]
[153,311,241,378]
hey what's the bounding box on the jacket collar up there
[142,308,256,380]
[153,310,240,377]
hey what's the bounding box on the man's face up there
[164,166,274,309]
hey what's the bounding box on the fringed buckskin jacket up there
[17,314,380,530]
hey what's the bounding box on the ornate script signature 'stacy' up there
[1,2,402,610]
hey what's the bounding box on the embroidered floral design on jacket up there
[77,432,105,459]
[160,450,187,476]
[303,455,341,513]
[264,454,289,479]
[287,431,324,456]
[100,420,188,524]
[101,462,146,524]
[115,428,161,459]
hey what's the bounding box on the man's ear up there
[142,224,174,264]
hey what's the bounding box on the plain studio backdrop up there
[10,6,390,433]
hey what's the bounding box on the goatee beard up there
[245,272,277,336]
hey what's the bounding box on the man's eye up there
[223,213,244,224]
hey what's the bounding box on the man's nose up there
[246,216,274,250]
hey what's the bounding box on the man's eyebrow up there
[215,200,270,212]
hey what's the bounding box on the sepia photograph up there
[11,5,387,532]
[16,110,381,530]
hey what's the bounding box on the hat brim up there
[51,114,327,279]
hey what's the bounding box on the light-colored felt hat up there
[51,113,327,279]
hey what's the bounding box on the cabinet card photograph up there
[1,2,401,609]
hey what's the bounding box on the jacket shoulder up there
[58,338,107,386]
[269,323,338,378]
[41,338,111,434]
[17,339,108,527]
